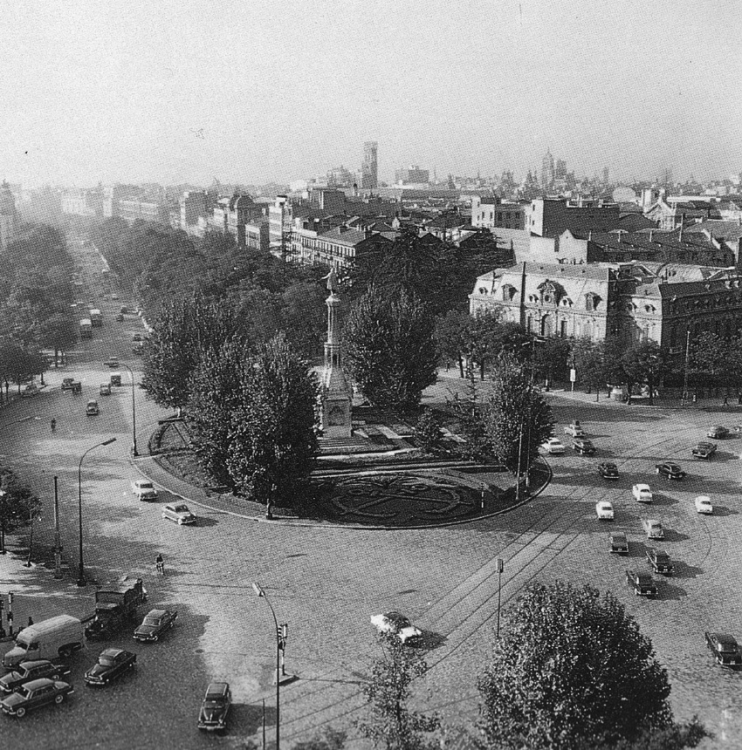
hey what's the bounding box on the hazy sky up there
[2,0,741,188]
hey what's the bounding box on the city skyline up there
[2,0,741,188]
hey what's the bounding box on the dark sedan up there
[572,438,596,456]
[625,569,658,597]
[692,442,717,459]
[84,648,137,686]
[198,681,232,732]
[0,661,70,694]
[134,609,178,642]
[705,632,742,667]
[707,425,730,439]
[0,678,73,717]
[598,462,619,480]
[655,462,686,480]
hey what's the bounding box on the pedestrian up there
[27,617,33,627]
[723,395,729,407]
[155,553,164,575]
[50,418,56,432]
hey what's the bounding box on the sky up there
[1,0,741,188]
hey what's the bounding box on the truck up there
[2,615,84,668]
[79,318,92,339]
[90,309,103,327]
[84,575,147,640]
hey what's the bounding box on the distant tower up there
[361,141,378,189]
[603,166,610,185]
[0,181,19,253]
[320,269,352,438]
[541,149,555,189]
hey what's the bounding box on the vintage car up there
[705,632,742,667]
[625,569,658,597]
[655,462,686,480]
[61,378,76,391]
[632,484,653,503]
[85,399,99,416]
[609,531,628,554]
[692,442,717,459]
[695,495,714,515]
[0,678,74,717]
[597,462,619,480]
[131,480,158,501]
[0,661,70,695]
[133,609,178,642]
[645,547,674,575]
[104,356,119,369]
[84,648,137,686]
[572,438,596,456]
[99,383,112,396]
[162,503,196,525]
[198,681,232,732]
[642,519,664,540]
[21,384,40,398]
[707,425,730,439]
[370,611,423,645]
[563,421,586,437]
[541,438,566,455]
[595,501,614,520]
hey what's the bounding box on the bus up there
[90,309,103,327]
[79,319,92,339]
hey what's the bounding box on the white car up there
[642,519,664,540]
[131,480,158,501]
[542,438,566,455]
[695,495,714,515]
[563,421,586,437]
[162,502,196,525]
[370,611,422,645]
[595,501,614,520]
[632,483,653,503]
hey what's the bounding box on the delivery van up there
[2,615,84,668]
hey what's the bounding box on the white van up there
[2,615,84,668]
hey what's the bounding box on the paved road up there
[0,243,740,748]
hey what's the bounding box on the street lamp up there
[112,362,138,457]
[252,582,284,750]
[77,438,116,586]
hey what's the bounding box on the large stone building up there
[527,197,621,237]
[180,191,208,233]
[470,260,742,350]
[471,196,526,230]
[0,181,19,252]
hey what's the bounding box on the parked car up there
[132,342,144,355]
[110,372,122,386]
[85,399,99,416]
[162,503,196,525]
[198,682,232,732]
[707,425,730,439]
[595,501,614,520]
[0,678,74,717]
[563,421,586,437]
[119,306,128,314]
[61,378,75,391]
[0,661,70,695]
[20,384,40,398]
[645,547,674,575]
[133,609,178,642]
[99,383,111,396]
[111,294,119,300]
[541,438,566,455]
[625,569,658,597]
[572,438,596,456]
[132,333,143,342]
[642,519,664,540]
[695,495,714,515]
[104,356,119,368]
[84,648,137,686]
[597,462,619,480]
[115,313,124,322]
[370,611,422,645]
[705,632,742,667]
[609,531,628,554]
[655,462,686,480]
[632,484,653,503]
[131,480,158,501]
[692,441,717,459]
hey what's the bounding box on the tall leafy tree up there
[478,581,676,750]
[343,286,438,412]
[356,633,440,750]
[483,354,554,475]
[622,341,665,405]
[434,309,473,378]
[570,337,606,399]
[226,334,318,506]
[0,468,41,553]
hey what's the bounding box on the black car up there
[625,569,658,597]
[609,531,628,554]
[84,648,137,686]
[645,547,674,575]
[572,438,596,456]
[705,632,742,667]
[0,661,70,694]
[0,678,74,717]
[692,442,717,459]
[598,462,619,480]
[655,462,686,480]
[198,681,232,732]
[133,609,178,642]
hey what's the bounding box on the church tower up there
[320,269,352,438]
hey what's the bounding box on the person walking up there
[50,418,56,433]
[155,553,164,575]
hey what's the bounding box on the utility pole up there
[681,329,691,406]
[53,476,62,579]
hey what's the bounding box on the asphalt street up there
[0,244,740,749]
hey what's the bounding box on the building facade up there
[180,191,208,231]
[471,196,526,230]
[361,141,378,189]
[527,197,622,237]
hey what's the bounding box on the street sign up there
[570,368,576,382]
[496,558,504,573]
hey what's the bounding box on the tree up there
[483,355,554,476]
[570,338,606,400]
[225,334,318,507]
[36,313,77,366]
[356,633,440,750]
[0,468,41,553]
[622,341,665,405]
[414,408,444,454]
[478,581,675,750]
[434,310,473,378]
[343,287,438,413]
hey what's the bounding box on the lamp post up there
[117,363,138,457]
[77,438,116,586]
[252,582,281,750]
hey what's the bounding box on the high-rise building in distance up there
[361,141,378,189]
